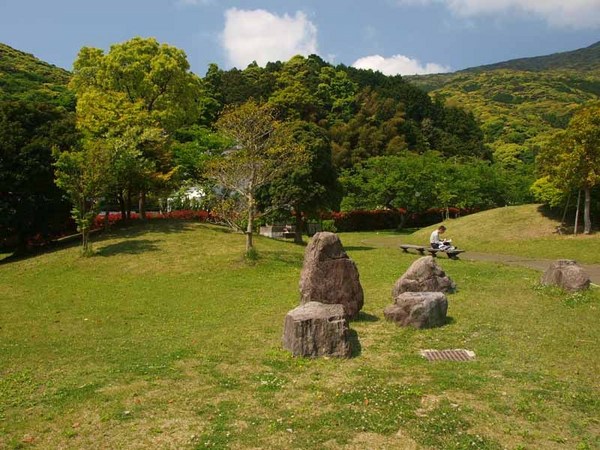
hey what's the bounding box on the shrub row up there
[324,209,407,232]
[92,210,212,229]
[322,207,478,232]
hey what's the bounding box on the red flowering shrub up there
[92,210,213,229]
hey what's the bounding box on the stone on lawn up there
[541,260,590,292]
[384,292,448,329]
[282,302,352,357]
[392,256,456,297]
[299,232,364,319]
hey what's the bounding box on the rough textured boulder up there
[541,260,590,292]
[384,292,448,329]
[392,256,456,297]
[299,232,364,319]
[282,302,352,357]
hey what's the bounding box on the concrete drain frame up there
[420,349,476,362]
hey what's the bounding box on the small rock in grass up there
[384,292,448,329]
[392,256,456,297]
[541,259,590,292]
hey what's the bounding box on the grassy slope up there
[1,221,599,449]
[383,204,600,264]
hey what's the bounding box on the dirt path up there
[463,252,600,284]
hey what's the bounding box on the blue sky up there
[1,0,599,76]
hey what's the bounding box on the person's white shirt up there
[430,229,441,245]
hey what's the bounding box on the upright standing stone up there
[282,302,352,357]
[392,256,456,297]
[299,232,364,319]
[541,260,590,292]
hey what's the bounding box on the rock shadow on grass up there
[445,316,456,326]
[356,311,380,322]
[348,329,362,358]
[105,220,195,239]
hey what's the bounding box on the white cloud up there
[397,0,600,28]
[221,8,318,68]
[352,54,450,75]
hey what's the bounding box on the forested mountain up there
[407,41,600,164]
[0,43,74,107]
[0,44,76,249]
[202,55,487,169]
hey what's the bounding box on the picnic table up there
[400,244,465,260]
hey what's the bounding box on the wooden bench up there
[400,244,427,255]
[400,244,465,260]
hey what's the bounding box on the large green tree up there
[0,100,76,250]
[262,121,341,243]
[207,101,307,252]
[340,153,510,220]
[536,103,600,233]
[68,37,203,218]
[54,140,113,255]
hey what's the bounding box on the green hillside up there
[0,43,73,106]
[408,42,600,159]
[407,204,600,263]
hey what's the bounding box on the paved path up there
[359,237,600,285]
[462,252,600,284]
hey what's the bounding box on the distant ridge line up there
[459,40,600,74]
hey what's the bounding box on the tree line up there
[1,37,598,254]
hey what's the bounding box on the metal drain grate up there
[420,349,475,362]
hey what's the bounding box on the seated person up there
[430,225,454,251]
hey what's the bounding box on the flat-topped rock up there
[392,256,456,297]
[282,302,352,358]
[299,232,364,319]
[384,292,448,329]
[541,259,590,292]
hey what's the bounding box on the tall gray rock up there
[282,302,352,357]
[541,260,590,292]
[392,256,456,297]
[299,232,364,319]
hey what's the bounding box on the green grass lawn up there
[1,220,599,449]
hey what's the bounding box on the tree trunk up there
[574,190,581,236]
[294,209,303,244]
[584,187,592,234]
[139,191,147,220]
[15,229,28,255]
[398,213,407,230]
[126,190,132,220]
[561,192,572,226]
[246,195,254,252]
[82,227,89,254]
[104,210,110,230]
[118,191,126,222]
